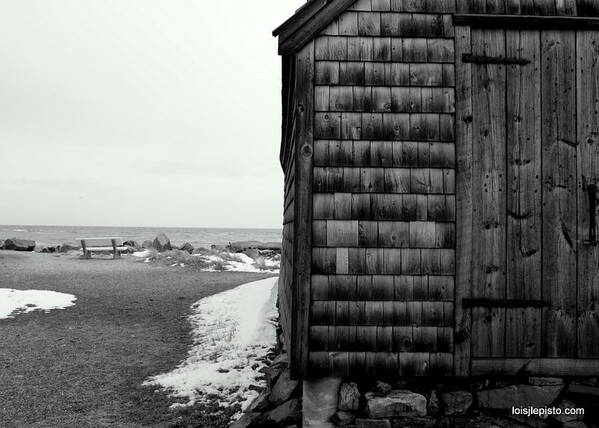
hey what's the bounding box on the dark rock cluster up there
[231,369,599,428]
[2,238,36,251]
[322,376,597,428]
[230,353,302,428]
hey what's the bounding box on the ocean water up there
[0,225,282,249]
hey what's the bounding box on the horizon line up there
[0,223,283,230]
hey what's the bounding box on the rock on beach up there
[180,242,194,254]
[228,241,281,252]
[3,238,36,251]
[59,243,81,253]
[152,234,172,252]
[366,390,427,418]
[477,384,562,409]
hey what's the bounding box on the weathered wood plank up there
[316,61,340,84]
[454,14,599,30]
[372,0,391,11]
[577,30,599,358]
[400,352,430,376]
[314,37,457,62]
[505,30,542,358]
[471,358,599,376]
[358,12,382,36]
[323,61,451,86]
[541,30,577,358]
[470,29,507,358]
[312,301,452,326]
[349,0,373,12]
[309,351,452,378]
[462,53,531,64]
[315,112,341,139]
[290,41,314,378]
[326,220,359,247]
[313,167,456,194]
[312,248,336,274]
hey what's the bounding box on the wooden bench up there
[80,238,128,259]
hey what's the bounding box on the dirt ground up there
[0,251,274,428]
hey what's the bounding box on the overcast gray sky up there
[0,0,301,228]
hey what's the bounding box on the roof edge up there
[273,0,357,55]
[272,0,327,37]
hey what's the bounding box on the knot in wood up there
[301,144,313,159]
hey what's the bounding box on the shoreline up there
[1,234,282,274]
[0,225,283,253]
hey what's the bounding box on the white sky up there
[0,0,302,228]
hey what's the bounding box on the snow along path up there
[143,277,278,413]
[0,289,77,319]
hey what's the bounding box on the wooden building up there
[274,0,599,379]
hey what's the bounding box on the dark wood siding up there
[456,26,599,373]
[308,0,456,378]
[279,56,296,362]
[277,0,599,380]
[278,44,315,379]
[457,0,599,15]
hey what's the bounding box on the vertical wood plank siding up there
[292,42,315,378]
[505,30,542,358]
[308,1,456,378]
[540,30,577,357]
[577,31,599,357]
[470,28,507,358]
[456,24,599,365]
[454,24,472,376]
[279,56,295,362]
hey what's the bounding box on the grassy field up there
[0,251,275,428]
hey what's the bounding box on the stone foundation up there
[232,357,599,428]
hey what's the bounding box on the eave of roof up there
[273,0,357,55]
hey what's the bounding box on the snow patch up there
[132,249,153,258]
[196,252,279,273]
[143,277,278,414]
[0,289,77,319]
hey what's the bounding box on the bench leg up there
[112,240,120,259]
[81,240,91,259]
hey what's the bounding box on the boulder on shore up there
[59,243,81,253]
[264,398,301,426]
[4,238,36,251]
[339,382,361,411]
[366,390,427,418]
[123,240,140,250]
[180,242,194,254]
[35,244,57,253]
[303,377,342,427]
[441,391,473,415]
[332,411,356,427]
[355,419,392,428]
[228,241,282,252]
[268,369,299,406]
[152,234,172,252]
[477,384,562,409]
